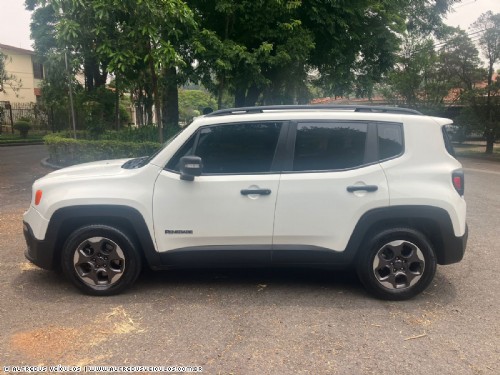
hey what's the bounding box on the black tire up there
[61,225,142,296]
[357,228,436,300]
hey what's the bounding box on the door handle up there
[346,185,378,193]
[241,189,272,196]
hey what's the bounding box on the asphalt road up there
[0,145,498,374]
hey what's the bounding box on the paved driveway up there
[0,145,498,374]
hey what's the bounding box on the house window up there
[32,59,44,79]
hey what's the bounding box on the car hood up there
[44,159,132,180]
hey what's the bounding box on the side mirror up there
[179,156,203,181]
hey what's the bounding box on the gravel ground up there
[0,145,498,375]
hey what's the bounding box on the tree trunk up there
[83,61,94,91]
[245,85,261,106]
[135,89,143,126]
[218,75,225,109]
[485,60,494,154]
[96,61,108,88]
[147,44,162,142]
[162,66,179,134]
[234,87,246,107]
[115,75,120,129]
[485,130,495,154]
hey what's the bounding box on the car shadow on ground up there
[12,265,457,308]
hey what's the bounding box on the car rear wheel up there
[61,225,142,296]
[357,228,436,300]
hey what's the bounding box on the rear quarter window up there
[442,125,456,157]
[378,123,403,160]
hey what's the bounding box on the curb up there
[41,157,63,170]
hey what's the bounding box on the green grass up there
[0,132,45,144]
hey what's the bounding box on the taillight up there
[452,170,464,196]
[35,190,43,205]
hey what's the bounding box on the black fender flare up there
[45,205,161,269]
[345,205,466,265]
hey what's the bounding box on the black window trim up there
[164,119,405,176]
[164,120,290,176]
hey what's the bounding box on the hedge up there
[44,133,161,167]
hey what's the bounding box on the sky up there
[0,0,499,51]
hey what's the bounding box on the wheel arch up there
[346,205,464,265]
[46,205,160,270]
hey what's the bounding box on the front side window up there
[293,122,368,171]
[167,122,282,174]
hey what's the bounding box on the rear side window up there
[293,122,368,171]
[378,123,403,160]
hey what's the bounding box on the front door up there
[153,121,285,256]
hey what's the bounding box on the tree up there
[85,0,195,140]
[178,89,217,124]
[381,26,484,113]
[188,0,314,107]
[26,0,110,91]
[438,27,483,92]
[471,11,500,153]
[27,0,196,141]
[190,0,459,106]
[381,35,440,107]
[26,0,462,136]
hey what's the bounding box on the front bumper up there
[23,221,56,270]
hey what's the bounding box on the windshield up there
[121,128,185,169]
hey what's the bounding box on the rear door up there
[272,121,401,260]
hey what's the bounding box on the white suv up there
[23,105,468,300]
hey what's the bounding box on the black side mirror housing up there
[179,156,203,181]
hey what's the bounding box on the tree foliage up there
[382,35,439,107]
[189,0,459,105]
[438,27,484,91]
[26,0,463,138]
[178,89,217,124]
[469,11,500,153]
[382,27,484,110]
[473,11,500,90]
[27,0,196,140]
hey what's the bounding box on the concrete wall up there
[0,44,42,104]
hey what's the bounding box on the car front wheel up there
[61,225,142,296]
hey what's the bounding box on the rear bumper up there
[23,221,56,270]
[439,224,468,265]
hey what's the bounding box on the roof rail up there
[206,105,422,117]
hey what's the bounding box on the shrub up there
[44,133,161,167]
[14,120,31,138]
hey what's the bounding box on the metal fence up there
[0,101,49,133]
